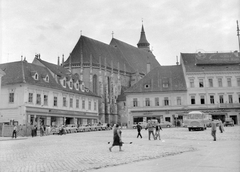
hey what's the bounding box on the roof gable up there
[125,65,187,93]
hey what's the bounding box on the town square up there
[1,0,240,172]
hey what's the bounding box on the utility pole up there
[237,20,240,52]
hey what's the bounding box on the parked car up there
[224,118,234,127]
[65,124,78,133]
[101,123,111,130]
[159,121,172,128]
[91,123,102,131]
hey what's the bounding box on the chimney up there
[58,56,60,66]
[176,56,179,65]
[62,54,64,66]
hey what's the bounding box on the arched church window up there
[93,74,98,94]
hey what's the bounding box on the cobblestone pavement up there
[0,126,239,172]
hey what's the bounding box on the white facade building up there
[125,52,240,128]
[0,59,99,127]
[181,52,240,124]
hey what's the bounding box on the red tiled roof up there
[181,52,240,73]
[125,65,187,93]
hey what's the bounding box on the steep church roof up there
[64,36,134,73]
[64,26,160,75]
[125,65,187,93]
[110,38,160,74]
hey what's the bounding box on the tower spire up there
[137,23,150,51]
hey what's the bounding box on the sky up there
[1,0,239,66]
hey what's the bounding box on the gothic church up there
[63,25,160,125]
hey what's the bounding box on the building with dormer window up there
[0,58,99,127]
[125,65,187,127]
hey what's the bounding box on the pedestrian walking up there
[211,120,217,141]
[40,125,44,136]
[109,124,123,152]
[31,125,35,137]
[155,123,162,140]
[136,123,142,138]
[146,120,155,140]
[12,125,17,139]
[219,120,224,133]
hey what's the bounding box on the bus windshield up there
[188,113,203,119]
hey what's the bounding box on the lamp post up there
[237,20,240,52]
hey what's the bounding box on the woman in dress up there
[109,124,122,152]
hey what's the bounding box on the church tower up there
[137,24,150,51]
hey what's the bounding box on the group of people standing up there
[31,124,51,137]
[136,121,162,140]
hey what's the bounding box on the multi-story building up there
[0,58,99,127]
[125,51,240,128]
[63,25,160,125]
[125,65,187,128]
[181,51,240,124]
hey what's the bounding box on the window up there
[164,97,169,106]
[133,98,138,107]
[210,95,214,104]
[63,80,66,87]
[165,117,171,122]
[228,95,233,103]
[82,99,85,109]
[177,97,181,105]
[63,97,67,107]
[163,83,169,88]
[218,78,222,87]
[54,96,57,106]
[94,102,97,111]
[44,95,48,106]
[191,96,195,104]
[76,99,79,108]
[93,75,98,94]
[155,97,159,106]
[199,79,204,87]
[76,83,79,90]
[227,78,232,87]
[36,94,41,105]
[200,95,205,104]
[34,73,38,80]
[208,79,213,87]
[190,79,194,88]
[70,98,73,108]
[9,93,14,103]
[145,98,150,106]
[70,81,73,88]
[238,95,240,103]
[45,76,49,82]
[144,84,150,89]
[219,95,224,104]
[237,78,240,87]
[88,101,91,110]
[28,93,33,103]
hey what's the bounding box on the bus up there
[183,111,211,131]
